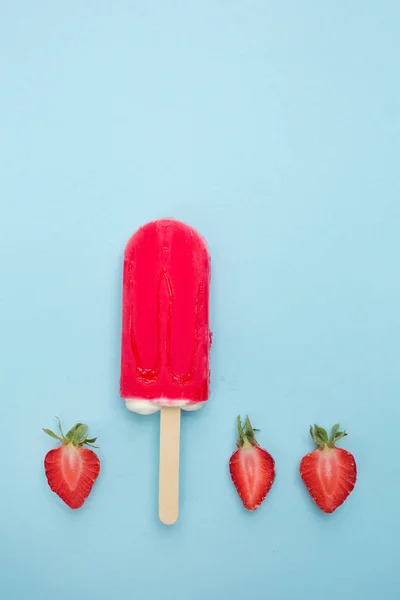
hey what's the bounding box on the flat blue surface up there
[1,2,399,599]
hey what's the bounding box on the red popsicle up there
[120,219,211,523]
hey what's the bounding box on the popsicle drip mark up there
[129,269,204,386]
[164,270,208,387]
[128,266,164,384]
[128,266,203,387]
[166,281,192,387]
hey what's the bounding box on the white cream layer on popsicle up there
[125,399,206,415]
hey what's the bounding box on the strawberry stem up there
[43,419,99,448]
[236,415,260,449]
[310,424,348,449]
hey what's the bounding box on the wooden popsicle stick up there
[159,407,181,525]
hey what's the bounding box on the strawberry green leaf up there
[65,423,89,445]
[310,425,330,449]
[43,428,62,441]
[55,416,65,438]
[333,429,347,444]
[66,423,83,438]
[330,424,340,439]
[74,424,88,439]
[236,415,260,448]
[237,415,244,438]
[244,415,253,436]
[317,427,328,443]
[244,415,259,445]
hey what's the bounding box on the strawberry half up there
[300,424,357,514]
[43,418,100,509]
[229,415,275,511]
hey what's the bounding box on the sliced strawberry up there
[300,424,357,513]
[43,419,100,509]
[229,415,275,511]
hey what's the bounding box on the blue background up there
[1,2,399,599]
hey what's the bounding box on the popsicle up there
[120,219,211,524]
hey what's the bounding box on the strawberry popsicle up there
[120,219,211,523]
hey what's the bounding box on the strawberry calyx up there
[310,423,347,450]
[43,417,98,448]
[236,415,260,449]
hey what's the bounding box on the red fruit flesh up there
[45,445,100,509]
[230,445,275,511]
[300,425,357,513]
